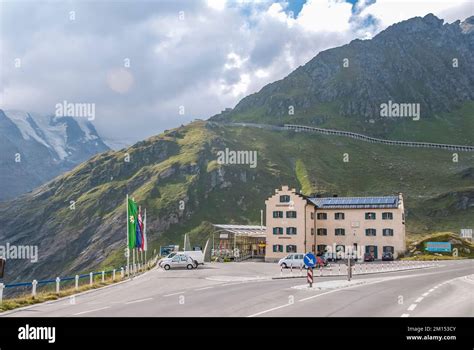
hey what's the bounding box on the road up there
[2,260,473,317]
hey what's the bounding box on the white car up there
[278,253,305,268]
[160,254,196,270]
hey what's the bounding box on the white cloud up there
[0,0,472,143]
[297,0,354,32]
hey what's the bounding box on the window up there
[311,228,314,236]
[311,212,314,220]
[383,228,394,236]
[382,212,393,220]
[286,211,297,218]
[273,245,283,253]
[335,228,345,236]
[383,246,394,253]
[335,212,345,220]
[272,227,283,235]
[280,195,290,203]
[365,212,376,220]
[365,228,376,236]
[286,245,297,253]
[317,213,327,220]
[317,228,327,236]
[312,245,315,252]
[286,227,297,235]
[272,211,283,218]
[180,255,187,262]
[317,245,327,255]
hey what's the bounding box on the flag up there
[142,209,148,252]
[127,197,138,249]
[136,207,143,250]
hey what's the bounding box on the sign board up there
[0,258,5,279]
[425,242,451,252]
[219,233,229,239]
[303,253,316,268]
[460,229,473,239]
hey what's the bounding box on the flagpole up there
[126,194,130,278]
[144,209,147,268]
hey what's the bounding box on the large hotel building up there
[265,186,406,261]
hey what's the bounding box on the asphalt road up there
[2,260,473,317]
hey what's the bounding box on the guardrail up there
[0,258,158,304]
[283,124,474,152]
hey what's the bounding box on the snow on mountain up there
[0,109,110,200]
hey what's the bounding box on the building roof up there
[213,224,266,237]
[308,196,399,209]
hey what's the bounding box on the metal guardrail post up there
[101,271,105,283]
[56,277,60,294]
[75,275,79,290]
[32,280,38,298]
[113,269,116,281]
[89,272,93,286]
[0,283,4,303]
[121,267,125,279]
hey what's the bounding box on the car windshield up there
[167,252,176,258]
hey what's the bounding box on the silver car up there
[160,254,196,270]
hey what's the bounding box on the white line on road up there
[248,303,293,317]
[415,297,424,303]
[195,286,214,291]
[401,313,410,317]
[429,288,435,292]
[73,306,110,316]
[407,304,417,311]
[125,297,153,305]
[163,291,185,297]
[422,292,429,297]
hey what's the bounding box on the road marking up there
[73,306,110,316]
[248,303,293,317]
[401,313,410,317]
[125,297,153,305]
[298,289,345,302]
[429,288,435,292]
[407,304,417,311]
[415,297,423,303]
[163,291,185,297]
[195,286,214,291]
[422,292,429,297]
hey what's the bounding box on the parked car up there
[278,253,305,268]
[382,252,394,261]
[159,253,196,270]
[159,250,203,267]
[363,253,375,262]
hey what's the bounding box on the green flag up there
[128,197,138,249]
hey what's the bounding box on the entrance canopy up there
[212,224,267,260]
[213,224,266,237]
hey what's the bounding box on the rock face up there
[0,110,109,200]
[213,14,474,127]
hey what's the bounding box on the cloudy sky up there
[1,0,472,144]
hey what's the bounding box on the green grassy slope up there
[1,121,473,281]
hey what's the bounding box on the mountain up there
[0,109,109,200]
[212,14,474,145]
[1,14,473,283]
[1,121,473,283]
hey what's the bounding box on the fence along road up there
[216,122,474,152]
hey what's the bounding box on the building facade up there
[265,186,406,262]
